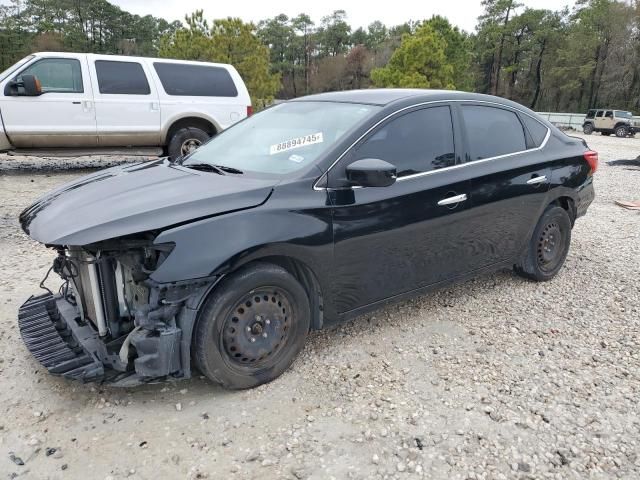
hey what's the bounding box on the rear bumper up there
[575,177,595,219]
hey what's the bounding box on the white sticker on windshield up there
[289,154,304,163]
[270,132,323,155]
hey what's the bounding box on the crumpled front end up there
[18,239,215,386]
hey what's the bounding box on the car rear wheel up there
[192,262,310,389]
[515,205,572,282]
[615,126,628,138]
[167,126,211,161]
[582,123,594,135]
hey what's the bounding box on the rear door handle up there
[526,175,548,185]
[437,193,467,206]
[72,101,81,104]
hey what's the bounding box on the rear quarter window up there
[153,62,238,97]
[521,115,549,147]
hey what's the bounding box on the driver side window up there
[352,106,455,178]
[18,58,83,93]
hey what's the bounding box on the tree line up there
[1,0,638,112]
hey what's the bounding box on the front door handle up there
[437,193,467,206]
[526,175,548,185]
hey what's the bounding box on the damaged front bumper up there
[18,292,184,387]
[18,245,218,387]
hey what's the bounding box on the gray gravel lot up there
[0,133,638,480]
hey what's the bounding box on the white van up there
[0,52,252,159]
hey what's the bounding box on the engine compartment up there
[25,237,215,385]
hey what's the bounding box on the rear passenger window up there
[95,60,150,95]
[153,62,238,97]
[461,105,526,161]
[354,106,455,177]
[521,115,549,147]
[596,111,604,118]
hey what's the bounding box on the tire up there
[582,123,594,135]
[615,126,628,138]
[515,205,572,282]
[167,126,211,160]
[192,262,311,389]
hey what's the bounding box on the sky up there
[109,0,576,33]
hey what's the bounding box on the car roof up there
[32,51,233,69]
[290,88,531,110]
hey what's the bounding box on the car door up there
[0,56,97,147]
[594,110,605,130]
[456,103,552,268]
[603,110,614,131]
[89,56,161,146]
[328,104,480,314]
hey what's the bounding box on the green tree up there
[424,16,473,91]
[316,10,351,56]
[370,23,454,89]
[291,14,315,95]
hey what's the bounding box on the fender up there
[150,178,337,318]
[161,111,223,143]
[0,109,14,151]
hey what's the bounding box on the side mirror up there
[346,158,397,187]
[4,74,42,96]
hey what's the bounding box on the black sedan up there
[18,89,596,389]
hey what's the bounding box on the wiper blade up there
[182,163,225,175]
[213,164,243,174]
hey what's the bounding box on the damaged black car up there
[18,89,596,389]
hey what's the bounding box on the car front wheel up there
[582,123,594,135]
[615,126,628,138]
[192,262,310,389]
[515,205,572,282]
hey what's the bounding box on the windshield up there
[0,55,35,83]
[615,110,632,119]
[183,101,380,175]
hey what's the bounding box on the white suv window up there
[18,58,83,93]
[153,62,238,97]
[95,60,150,95]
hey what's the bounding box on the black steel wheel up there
[221,287,293,368]
[536,221,565,274]
[515,205,572,282]
[582,123,594,135]
[193,262,310,389]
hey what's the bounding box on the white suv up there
[0,52,252,159]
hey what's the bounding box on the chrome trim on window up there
[313,99,551,191]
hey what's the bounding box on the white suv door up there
[88,56,161,147]
[0,55,97,147]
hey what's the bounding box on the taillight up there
[246,105,253,117]
[584,150,598,174]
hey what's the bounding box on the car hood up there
[20,159,276,246]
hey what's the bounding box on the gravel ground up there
[0,133,638,480]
